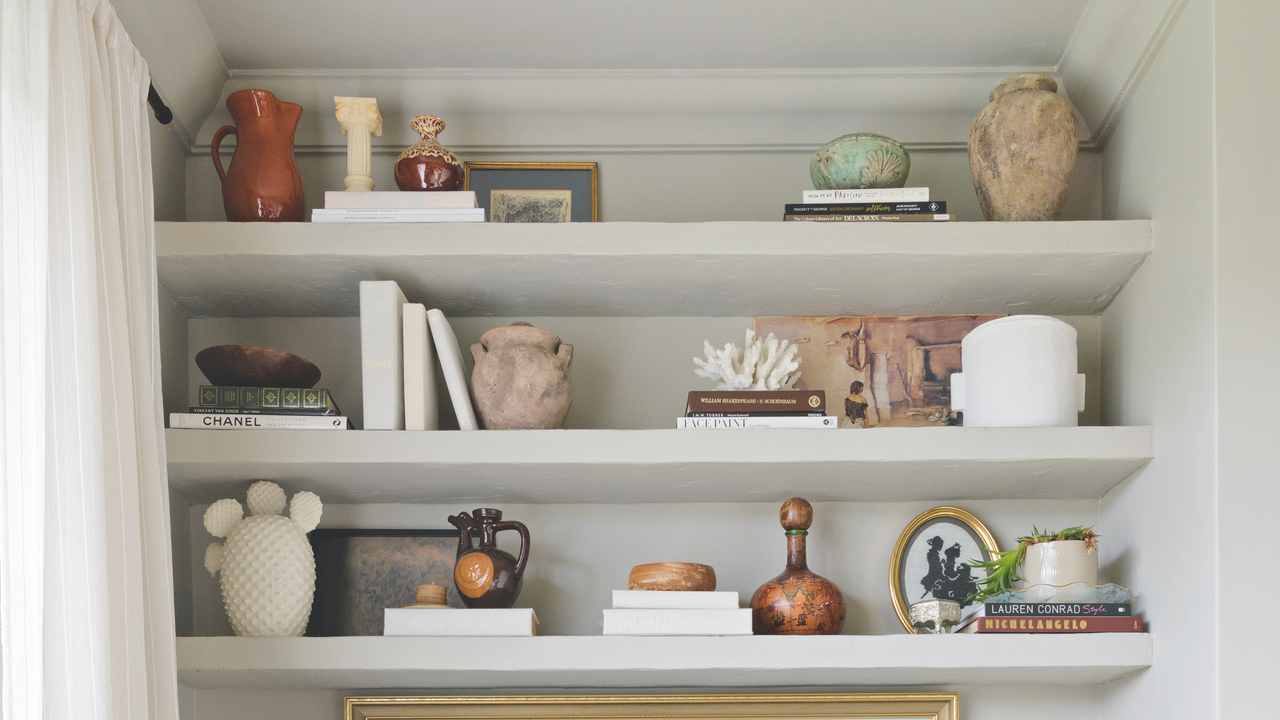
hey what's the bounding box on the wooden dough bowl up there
[628,562,717,592]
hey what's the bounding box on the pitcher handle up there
[211,125,236,185]
[494,520,530,578]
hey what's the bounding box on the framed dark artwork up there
[346,693,958,720]
[307,529,461,636]
[753,315,1003,428]
[889,507,999,633]
[463,161,598,222]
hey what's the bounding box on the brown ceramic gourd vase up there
[448,508,530,609]
[751,497,846,635]
[211,89,306,222]
[470,321,573,429]
[394,115,463,191]
[968,73,1081,221]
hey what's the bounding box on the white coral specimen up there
[693,329,802,390]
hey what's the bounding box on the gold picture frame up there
[346,693,957,720]
[463,161,599,222]
[889,506,1000,633]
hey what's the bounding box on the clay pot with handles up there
[211,88,305,222]
[469,322,573,429]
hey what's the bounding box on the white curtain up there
[0,0,180,718]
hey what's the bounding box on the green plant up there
[966,525,1099,603]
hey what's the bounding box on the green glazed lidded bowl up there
[810,132,911,189]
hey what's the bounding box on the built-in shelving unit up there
[162,219,1157,690]
[155,220,1152,318]
[165,426,1152,504]
[176,635,1153,689]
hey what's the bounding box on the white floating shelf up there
[155,220,1151,318]
[176,634,1153,689]
[164,426,1151,504]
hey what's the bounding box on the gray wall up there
[183,146,1101,224]
[1098,0,1216,716]
[1215,0,1280,716]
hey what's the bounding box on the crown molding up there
[178,1,1190,157]
[1059,0,1193,148]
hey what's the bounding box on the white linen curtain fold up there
[1,0,179,718]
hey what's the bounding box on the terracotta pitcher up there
[212,89,306,222]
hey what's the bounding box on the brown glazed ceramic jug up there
[470,322,573,429]
[211,89,305,222]
[448,508,530,609]
[394,115,463,191]
[751,497,846,635]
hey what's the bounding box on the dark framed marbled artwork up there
[306,528,460,636]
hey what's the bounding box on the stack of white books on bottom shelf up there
[383,607,538,637]
[603,590,752,636]
[312,190,484,223]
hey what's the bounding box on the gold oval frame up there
[888,506,999,633]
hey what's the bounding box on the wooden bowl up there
[195,345,321,388]
[628,562,717,592]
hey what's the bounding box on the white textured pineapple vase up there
[204,481,322,636]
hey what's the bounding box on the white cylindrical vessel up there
[951,315,1083,427]
[1018,540,1099,588]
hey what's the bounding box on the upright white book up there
[611,590,740,609]
[169,413,349,430]
[325,190,478,209]
[602,608,753,636]
[427,308,480,430]
[383,608,538,636]
[676,416,837,429]
[311,208,484,223]
[402,303,439,431]
[801,187,930,203]
[360,281,408,430]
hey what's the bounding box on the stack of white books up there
[383,607,538,636]
[603,590,752,636]
[312,190,484,223]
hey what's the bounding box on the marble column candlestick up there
[334,96,383,191]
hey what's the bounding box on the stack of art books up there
[956,602,1143,634]
[312,190,483,223]
[169,385,350,429]
[603,590,751,636]
[677,389,836,429]
[784,187,953,222]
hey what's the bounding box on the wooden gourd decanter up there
[750,497,846,634]
[448,508,530,609]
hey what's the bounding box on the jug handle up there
[211,125,236,185]
[494,520,530,578]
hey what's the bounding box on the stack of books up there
[169,385,350,429]
[383,607,538,636]
[603,590,751,636]
[956,602,1143,634]
[311,190,484,223]
[784,187,953,222]
[677,389,836,429]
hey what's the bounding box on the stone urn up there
[469,322,573,429]
[969,73,1080,221]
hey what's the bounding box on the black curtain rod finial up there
[147,82,173,125]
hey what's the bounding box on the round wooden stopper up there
[416,584,447,606]
[780,497,813,531]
